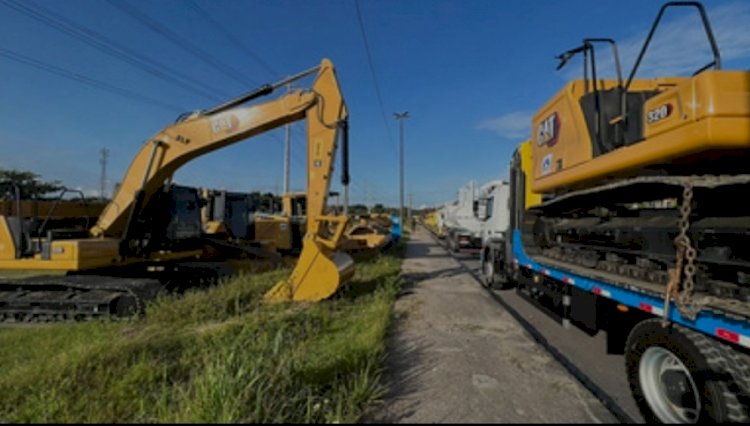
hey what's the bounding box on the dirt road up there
[363,228,617,423]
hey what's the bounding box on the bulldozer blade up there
[264,239,355,302]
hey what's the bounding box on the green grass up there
[0,269,67,279]
[0,242,405,423]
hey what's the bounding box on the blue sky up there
[2,0,750,209]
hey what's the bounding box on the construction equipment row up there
[0,59,388,322]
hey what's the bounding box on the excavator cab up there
[531,1,750,194]
[554,2,721,157]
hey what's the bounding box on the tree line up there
[0,167,412,215]
[0,168,66,200]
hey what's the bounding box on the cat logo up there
[536,112,560,148]
[210,113,240,134]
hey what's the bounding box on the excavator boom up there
[91,65,320,239]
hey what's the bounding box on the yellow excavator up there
[0,58,354,320]
[340,214,392,252]
[514,2,750,422]
[260,191,391,253]
[248,191,308,256]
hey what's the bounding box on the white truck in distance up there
[475,180,511,288]
[443,181,483,254]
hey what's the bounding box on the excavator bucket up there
[264,238,355,302]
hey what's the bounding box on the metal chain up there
[663,183,704,325]
[663,234,685,327]
[678,183,699,311]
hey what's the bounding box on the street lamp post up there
[394,111,409,231]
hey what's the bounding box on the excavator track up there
[525,174,750,320]
[0,275,164,322]
[0,260,237,323]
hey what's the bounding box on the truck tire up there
[483,249,511,290]
[625,318,749,423]
[482,249,497,289]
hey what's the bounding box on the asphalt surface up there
[456,253,645,423]
[363,227,618,423]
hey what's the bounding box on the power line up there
[353,0,399,159]
[0,0,226,103]
[0,47,183,112]
[106,0,260,89]
[185,0,280,80]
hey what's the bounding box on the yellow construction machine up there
[198,188,288,271]
[423,210,440,235]
[0,194,107,238]
[511,2,750,422]
[341,214,392,252]
[200,189,308,258]
[249,191,307,256]
[0,58,354,320]
[274,192,391,253]
[255,191,391,254]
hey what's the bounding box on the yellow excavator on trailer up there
[0,58,354,320]
[508,2,750,422]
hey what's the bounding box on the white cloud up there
[476,110,533,139]
[561,2,750,80]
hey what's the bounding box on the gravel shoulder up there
[363,228,617,423]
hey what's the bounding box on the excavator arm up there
[93,62,323,238]
[265,61,355,301]
[91,58,354,301]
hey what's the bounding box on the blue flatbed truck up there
[491,141,750,423]
[479,3,750,421]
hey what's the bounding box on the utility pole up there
[99,147,109,201]
[366,182,374,211]
[409,192,413,229]
[394,111,409,229]
[283,83,292,194]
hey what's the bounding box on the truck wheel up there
[625,319,749,423]
[449,236,458,253]
[484,250,511,290]
[483,251,496,289]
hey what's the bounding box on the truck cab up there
[444,181,483,254]
[475,180,511,288]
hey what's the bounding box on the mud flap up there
[264,238,355,302]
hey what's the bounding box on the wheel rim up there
[639,346,701,423]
